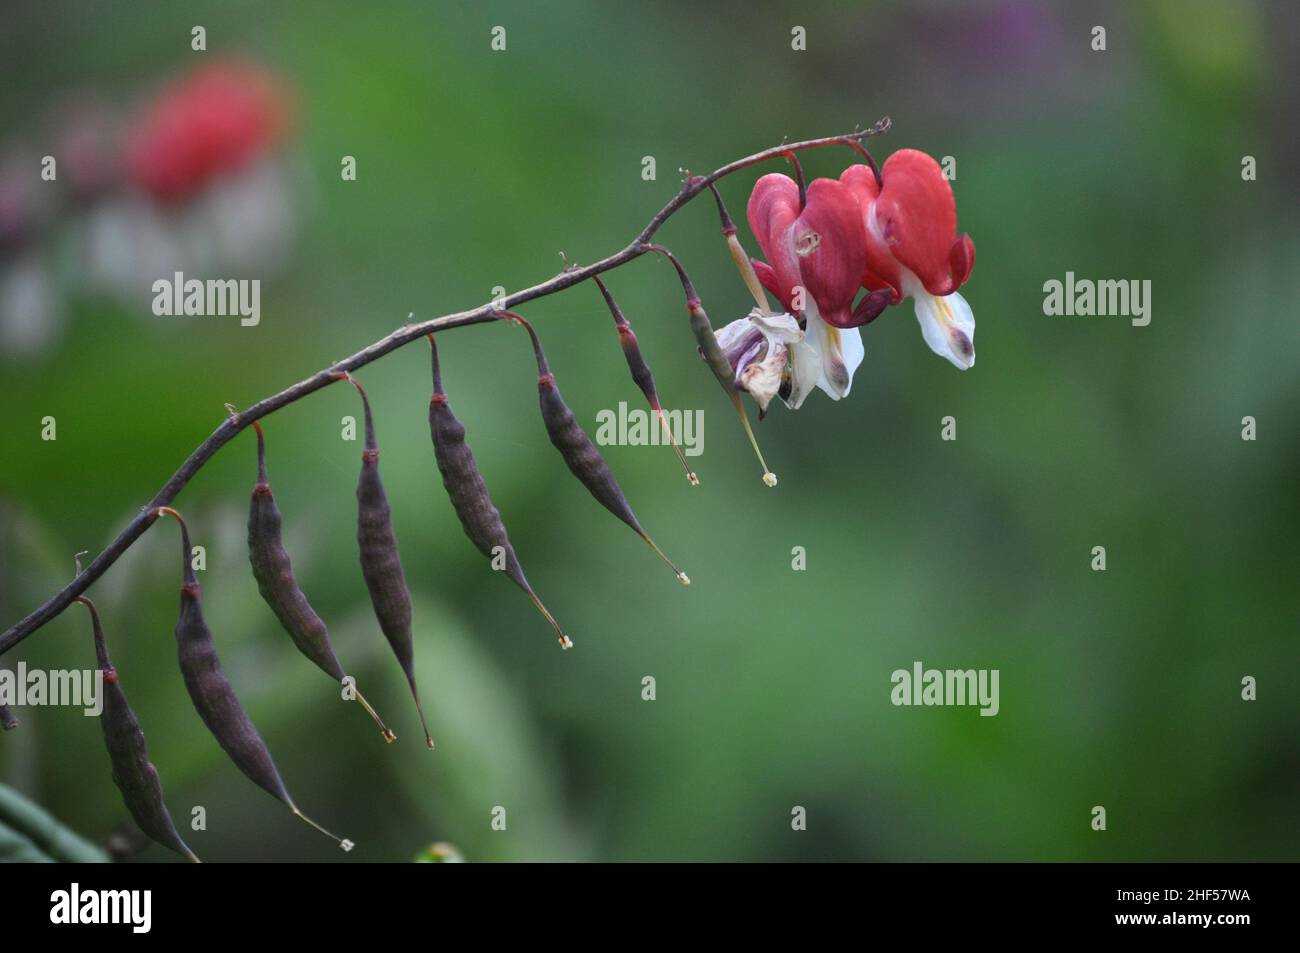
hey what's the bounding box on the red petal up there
[874,149,959,295]
[746,174,803,304]
[949,234,975,291]
[750,259,791,310]
[793,178,868,328]
[841,164,901,296]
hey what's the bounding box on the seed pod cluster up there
[427,335,573,649]
[244,416,395,743]
[156,506,349,847]
[77,594,198,863]
[592,275,698,486]
[341,374,434,749]
[499,311,688,585]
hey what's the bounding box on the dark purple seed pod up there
[427,334,573,649]
[155,506,349,848]
[591,274,698,486]
[338,374,433,749]
[0,703,17,730]
[499,311,688,586]
[76,594,199,863]
[244,417,395,743]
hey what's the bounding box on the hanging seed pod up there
[709,183,773,315]
[0,704,17,730]
[644,243,777,486]
[76,593,198,863]
[427,334,572,649]
[338,374,433,749]
[242,414,395,743]
[498,311,688,585]
[154,506,351,848]
[591,275,698,486]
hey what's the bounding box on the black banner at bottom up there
[0,861,1280,939]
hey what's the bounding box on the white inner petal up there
[804,301,864,400]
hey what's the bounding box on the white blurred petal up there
[0,254,63,358]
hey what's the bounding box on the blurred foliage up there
[1,0,1297,861]
[0,783,109,862]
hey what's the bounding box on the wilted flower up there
[713,309,815,417]
[841,150,976,369]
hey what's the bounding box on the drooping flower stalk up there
[781,150,807,210]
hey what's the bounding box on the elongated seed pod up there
[245,418,395,743]
[0,703,17,730]
[500,312,688,585]
[645,244,777,486]
[427,335,572,649]
[709,183,772,315]
[341,375,433,749]
[591,275,698,485]
[155,507,350,847]
[76,595,198,863]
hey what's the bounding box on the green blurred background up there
[1,0,1296,862]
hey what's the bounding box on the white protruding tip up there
[763,472,778,487]
[677,572,691,586]
[340,839,355,852]
[687,473,700,486]
[559,636,574,650]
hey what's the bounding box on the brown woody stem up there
[0,119,891,657]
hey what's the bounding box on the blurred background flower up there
[0,56,300,356]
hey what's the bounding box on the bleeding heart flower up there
[747,174,884,406]
[841,150,977,369]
